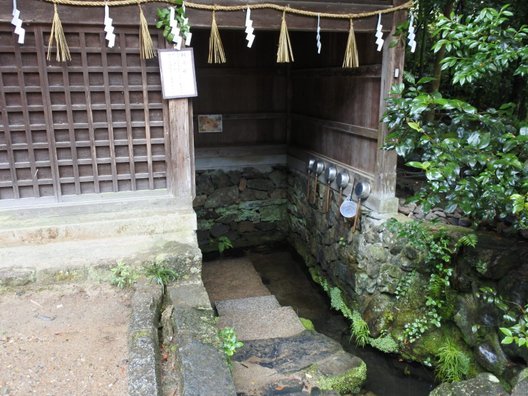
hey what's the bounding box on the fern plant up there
[351,311,370,347]
[217,235,233,255]
[435,339,470,382]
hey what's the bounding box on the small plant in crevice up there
[213,235,233,256]
[387,219,477,344]
[338,237,347,248]
[478,286,528,349]
[110,261,138,289]
[351,311,370,347]
[474,259,488,275]
[435,339,471,382]
[395,271,416,300]
[218,327,243,367]
[144,262,179,286]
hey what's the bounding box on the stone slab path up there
[202,257,367,396]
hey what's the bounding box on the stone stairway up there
[0,191,201,286]
[203,257,367,396]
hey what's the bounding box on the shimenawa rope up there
[41,0,413,21]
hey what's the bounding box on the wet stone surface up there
[234,331,342,373]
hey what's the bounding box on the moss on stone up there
[197,219,215,230]
[369,334,399,354]
[317,360,367,394]
[236,208,261,223]
[45,269,84,283]
[399,324,481,377]
[299,317,315,331]
[131,329,152,341]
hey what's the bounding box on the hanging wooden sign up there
[158,48,198,99]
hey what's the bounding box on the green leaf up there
[407,161,430,170]
[500,327,513,337]
[501,336,514,345]
[426,169,443,181]
[407,121,422,132]
[417,77,436,85]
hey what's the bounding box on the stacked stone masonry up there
[194,167,289,253]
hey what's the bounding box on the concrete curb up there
[127,280,164,396]
[166,281,237,396]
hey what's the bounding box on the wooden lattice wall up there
[0,25,167,201]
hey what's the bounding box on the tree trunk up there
[429,1,456,95]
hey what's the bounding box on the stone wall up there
[194,167,288,253]
[288,169,528,384]
[193,163,528,385]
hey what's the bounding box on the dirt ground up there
[0,282,131,396]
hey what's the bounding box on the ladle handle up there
[324,184,331,213]
[352,199,362,232]
[312,173,318,204]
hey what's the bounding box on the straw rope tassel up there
[342,19,359,68]
[208,11,226,64]
[47,3,71,62]
[277,10,294,63]
[138,4,155,59]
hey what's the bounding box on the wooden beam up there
[188,4,394,33]
[167,99,193,205]
[0,0,396,32]
[193,112,286,121]
[291,114,378,140]
[195,144,287,170]
[372,0,407,213]
[291,65,382,78]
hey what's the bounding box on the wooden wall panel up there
[192,30,288,148]
[289,32,382,174]
[291,74,381,128]
[289,117,378,173]
[0,25,167,201]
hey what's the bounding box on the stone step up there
[232,331,366,396]
[218,305,305,341]
[0,231,200,287]
[0,192,195,246]
[0,206,196,247]
[202,257,271,302]
[215,295,281,317]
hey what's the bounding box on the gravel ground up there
[0,282,131,396]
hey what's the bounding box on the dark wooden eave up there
[0,0,398,32]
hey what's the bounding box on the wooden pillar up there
[371,0,407,213]
[167,98,194,207]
